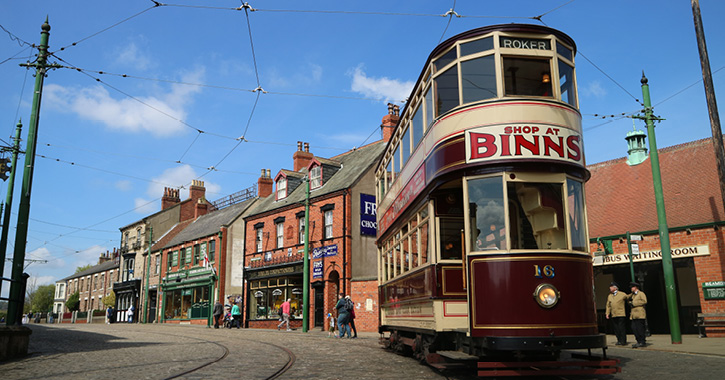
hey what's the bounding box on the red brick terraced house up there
[58,250,120,319]
[158,196,257,325]
[587,134,725,337]
[243,140,385,331]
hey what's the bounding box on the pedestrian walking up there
[213,301,224,329]
[628,282,648,348]
[277,298,292,331]
[231,302,242,329]
[127,305,134,323]
[335,293,350,338]
[346,295,358,338]
[106,306,113,324]
[327,313,336,337]
[605,282,628,346]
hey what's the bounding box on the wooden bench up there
[695,313,725,337]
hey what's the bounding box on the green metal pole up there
[7,19,52,325]
[302,177,310,332]
[626,231,635,282]
[0,121,23,295]
[143,227,152,323]
[640,73,681,343]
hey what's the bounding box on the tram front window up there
[503,57,552,97]
[468,176,506,250]
[509,182,566,250]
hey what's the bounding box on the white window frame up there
[277,178,287,199]
[324,210,333,239]
[298,217,305,244]
[310,165,322,189]
[276,222,284,248]
[256,228,263,252]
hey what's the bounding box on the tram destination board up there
[703,281,725,300]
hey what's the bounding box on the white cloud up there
[580,81,607,98]
[135,165,221,214]
[114,41,152,70]
[349,65,413,103]
[44,68,206,137]
[267,63,323,88]
[30,275,56,286]
[27,247,65,268]
[115,180,132,191]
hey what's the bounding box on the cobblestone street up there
[1,324,724,379]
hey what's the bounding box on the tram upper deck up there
[375,24,582,242]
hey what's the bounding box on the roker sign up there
[465,124,584,167]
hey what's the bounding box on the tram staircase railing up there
[517,186,565,248]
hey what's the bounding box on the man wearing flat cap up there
[605,282,628,346]
[628,282,648,348]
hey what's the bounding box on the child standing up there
[327,313,336,337]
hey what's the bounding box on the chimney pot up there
[297,141,303,151]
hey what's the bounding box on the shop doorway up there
[313,282,324,328]
[148,292,157,323]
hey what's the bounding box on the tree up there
[75,264,94,274]
[27,284,55,313]
[66,291,80,311]
[102,292,115,308]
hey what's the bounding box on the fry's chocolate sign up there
[465,124,583,167]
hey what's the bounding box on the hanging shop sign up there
[360,193,377,236]
[703,281,725,300]
[313,260,323,279]
[312,244,337,259]
[593,244,709,266]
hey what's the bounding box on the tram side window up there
[435,65,460,117]
[460,36,493,57]
[468,177,506,251]
[386,159,393,191]
[419,220,429,265]
[509,182,566,250]
[558,60,576,106]
[503,57,552,97]
[424,86,434,128]
[401,126,411,167]
[412,106,423,150]
[461,55,497,104]
[440,217,465,259]
[567,179,588,252]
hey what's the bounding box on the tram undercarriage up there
[381,328,620,377]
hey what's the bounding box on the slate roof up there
[59,259,119,282]
[163,198,256,249]
[246,141,386,216]
[151,219,194,252]
[586,136,725,238]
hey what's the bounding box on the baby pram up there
[223,307,233,329]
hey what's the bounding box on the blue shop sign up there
[313,260,323,279]
[312,244,337,259]
[360,193,377,236]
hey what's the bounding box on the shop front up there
[113,279,140,323]
[161,267,216,325]
[246,263,304,329]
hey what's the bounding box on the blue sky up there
[1,0,724,291]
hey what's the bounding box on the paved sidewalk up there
[605,334,725,357]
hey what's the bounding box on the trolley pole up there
[7,18,60,325]
[636,73,681,343]
[143,227,153,323]
[302,177,311,332]
[691,0,725,212]
[0,121,23,296]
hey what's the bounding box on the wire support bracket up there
[238,2,256,11]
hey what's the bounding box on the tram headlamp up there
[533,283,559,308]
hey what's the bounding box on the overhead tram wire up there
[50,3,161,54]
[0,23,34,47]
[437,1,459,44]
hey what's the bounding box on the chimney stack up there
[195,197,209,219]
[293,141,314,171]
[258,168,273,198]
[189,180,206,203]
[381,103,400,142]
[162,187,181,210]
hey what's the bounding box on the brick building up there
[158,196,256,325]
[243,140,385,332]
[114,180,209,323]
[587,134,725,336]
[59,250,120,315]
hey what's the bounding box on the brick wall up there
[350,279,379,332]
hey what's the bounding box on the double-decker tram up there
[375,24,618,376]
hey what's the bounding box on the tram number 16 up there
[534,265,555,278]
